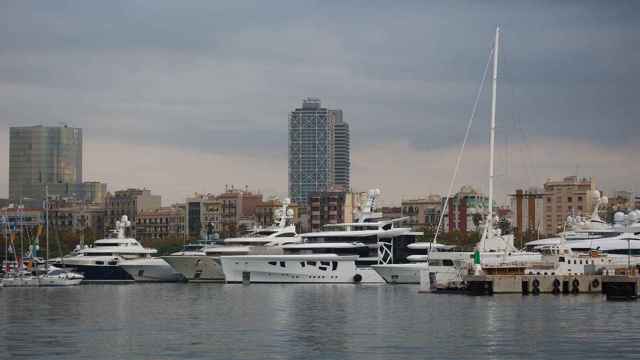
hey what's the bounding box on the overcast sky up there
[1,1,638,205]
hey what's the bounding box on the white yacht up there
[58,215,181,282]
[220,190,421,284]
[525,208,640,254]
[162,199,300,281]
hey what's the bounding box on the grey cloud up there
[0,1,639,189]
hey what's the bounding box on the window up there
[443,259,454,267]
[268,261,277,266]
[307,261,316,266]
[332,261,338,271]
[276,233,296,238]
[300,261,305,267]
[321,261,330,266]
[279,261,286,268]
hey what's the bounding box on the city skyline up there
[0,1,638,205]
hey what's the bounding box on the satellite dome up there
[614,212,626,224]
[591,190,601,200]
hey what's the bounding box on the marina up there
[1,1,638,359]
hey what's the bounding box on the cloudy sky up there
[1,1,638,205]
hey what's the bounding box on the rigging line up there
[430,44,495,254]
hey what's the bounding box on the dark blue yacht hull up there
[58,264,133,281]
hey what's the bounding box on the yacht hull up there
[371,263,427,284]
[161,255,224,282]
[58,264,133,282]
[220,256,385,284]
[120,258,186,282]
[1,276,83,287]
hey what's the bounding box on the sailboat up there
[375,27,542,286]
[1,189,84,287]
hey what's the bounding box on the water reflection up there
[1,284,639,360]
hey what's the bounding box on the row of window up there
[267,260,339,271]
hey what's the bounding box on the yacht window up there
[382,223,392,230]
[276,233,296,238]
[307,261,316,266]
[95,261,104,265]
[321,261,330,266]
[559,257,565,262]
[319,266,327,271]
[268,261,277,266]
[579,260,582,265]
[332,261,338,271]
[300,261,305,268]
[279,261,286,268]
[443,259,454,267]
[108,261,118,266]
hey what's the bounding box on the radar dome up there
[600,196,608,205]
[614,212,626,224]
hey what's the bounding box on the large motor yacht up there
[58,215,182,282]
[162,199,300,281]
[220,190,422,284]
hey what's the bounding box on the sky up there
[0,1,638,206]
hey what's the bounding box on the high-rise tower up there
[9,125,83,204]
[288,98,350,205]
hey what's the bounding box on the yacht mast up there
[485,26,499,250]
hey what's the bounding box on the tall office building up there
[9,125,83,204]
[332,110,350,190]
[288,98,350,205]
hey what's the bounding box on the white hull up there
[1,275,83,287]
[372,263,426,284]
[220,255,385,284]
[161,255,225,282]
[120,258,186,282]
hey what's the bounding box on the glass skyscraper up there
[288,98,350,205]
[9,125,83,204]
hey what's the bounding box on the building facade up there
[543,176,596,235]
[217,187,263,237]
[289,98,350,205]
[9,125,83,205]
[443,186,491,234]
[401,195,443,230]
[184,194,222,240]
[104,189,161,235]
[48,204,106,243]
[135,206,185,242]
[306,190,363,232]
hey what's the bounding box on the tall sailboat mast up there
[485,26,499,250]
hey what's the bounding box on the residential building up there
[48,204,106,243]
[136,206,185,242]
[510,188,544,242]
[543,176,596,235]
[307,190,363,232]
[104,189,161,235]
[9,125,83,205]
[217,187,263,237]
[401,195,443,230]
[81,181,108,204]
[289,98,350,205]
[443,186,491,234]
[185,193,222,240]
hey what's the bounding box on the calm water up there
[0,284,638,359]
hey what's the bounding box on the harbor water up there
[1,284,638,360]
